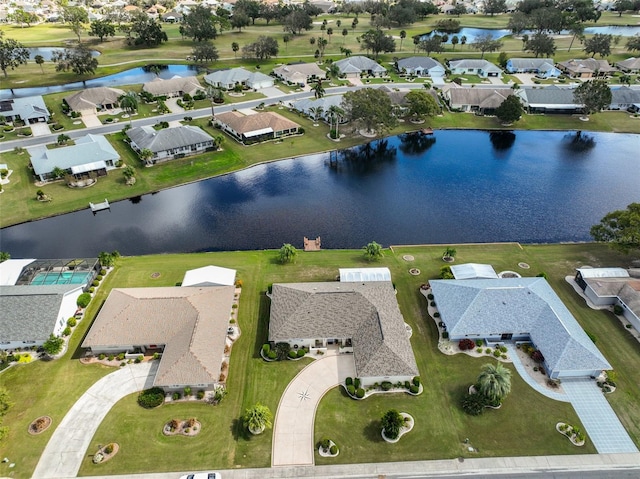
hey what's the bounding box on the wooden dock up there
[304,236,321,251]
[89,199,110,214]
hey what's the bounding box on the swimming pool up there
[30,271,92,286]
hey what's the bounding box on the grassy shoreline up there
[1,243,638,478]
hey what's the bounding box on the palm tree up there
[308,106,323,125]
[381,409,404,440]
[205,85,223,117]
[57,133,70,145]
[363,241,383,261]
[139,148,154,165]
[312,80,325,99]
[243,403,273,434]
[231,42,239,58]
[399,30,406,51]
[327,62,340,80]
[119,92,138,126]
[35,54,45,73]
[460,35,467,49]
[477,362,512,404]
[328,104,344,138]
[278,243,297,263]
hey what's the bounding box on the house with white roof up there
[430,277,611,379]
[28,134,119,182]
[449,59,502,78]
[334,56,387,78]
[126,125,215,164]
[396,56,446,78]
[0,285,85,350]
[505,58,561,78]
[339,267,391,282]
[272,63,326,86]
[204,67,274,90]
[0,96,50,123]
[182,265,236,287]
[575,268,640,331]
[268,280,419,386]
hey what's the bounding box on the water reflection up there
[489,131,516,151]
[563,131,597,152]
[336,139,397,173]
[399,132,437,157]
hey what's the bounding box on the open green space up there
[2,243,638,478]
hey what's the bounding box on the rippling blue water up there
[1,130,638,257]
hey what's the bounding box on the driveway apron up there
[562,379,638,454]
[33,362,157,479]
[271,354,355,467]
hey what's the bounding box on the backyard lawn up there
[2,243,638,478]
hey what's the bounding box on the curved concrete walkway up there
[505,344,569,402]
[33,362,157,479]
[271,353,355,467]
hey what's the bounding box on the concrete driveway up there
[82,113,102,128]
[30,122,51,137]
[271,353,355,467]
[33,361,157,479]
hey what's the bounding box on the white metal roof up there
[182,265,236,287]
[339,267,391,283]
[0,259,36,285]
[577,268,630,279]
[244,127,273,138]
[451,263,498,280]
[71,161,107,175]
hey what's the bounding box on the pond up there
[2,130,638,258]
[27,47,101,62]
[420,25,640,43]
[1,64,200,99]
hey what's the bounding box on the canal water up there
[1,130,638,258]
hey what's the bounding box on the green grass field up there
[2,243,639,478]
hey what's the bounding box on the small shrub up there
[267,350,277,360]
[462,392,487,416]
[501,354,507,359]
[98,353,106,360]
[197,390,205,399]
[62,326,71,336]
[476,347,483,353]
[138,387,165,408]
[330,444,338,455]
[531,350,545,362]
[347,384,355,395]
[427,293,434,300]
[320,437,331,449]
[235,279,243,287]
[626,324,632,329]
[96,275,103,281]
[173,392,181,400]
[92,280,99,287]
[135,355,143,363]
[381,381,393,391]
[297,348,306,358]
[413,376,421,387]
[152,352,160,360]
[345,377,353,386]
[493,349,501,357]
[500,346,507,353]
[108,355,115,361]
[613,304,624,315]
[67,317,77,327]
[485,348,491,354]
[434,312,440,318]
[442,331,449,339]
[77,293,91,308]
[117,352,125,360]
[184,386,192,396]
[458,338,475,351]
[475,339,483,347]
[100,269,106,275]
[353,377,361,389]
[356,388,365,398]
[288,350,298,359]
[89,287,95,293]
[262,344,270,355]
[404,380,410,389]
[430,301,436,307]
[104,444,114,454]
[410,384,419,394]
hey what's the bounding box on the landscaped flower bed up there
[163,417,201,436]
[556,422,585,446]
[28,416,52,435]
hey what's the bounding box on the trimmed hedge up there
[138,387,165,409]
[381,381,393,391]
[77,293,91,308]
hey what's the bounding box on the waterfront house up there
[0,96,50,123]
[126,125,216,165]
[396,56,446,78]
[430,277,611,379]
[28,134,119,182]
[516,85,582,114]
[292,95,344,122]
[142,76,204,98]
[334,56,387,78]
[272,63,326,87]
[448,59,503,78]
[0,285,85,350]
[505,58,561,78]
[444,86,512,113]
[63,87,125,116]
[268,279,419,386]
[574,268,640,332]
[204,67,274,90]
[616,57,640,73]
[609,86,640,111]
[82,285,236,391]
[556,58,617,78]
[215,111,299,144]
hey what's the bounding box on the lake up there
[1,130,639,258]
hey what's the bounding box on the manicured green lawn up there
[4,243,639,478]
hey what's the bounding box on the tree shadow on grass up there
[363,419,384,443]
[231,417,249,441]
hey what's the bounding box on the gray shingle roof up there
[397,56,445,71]
[142,76,203,96]
[448,87,512,108]
[0,285,81,343]
[0,95,50,120]
[269,282,419,378]
[204,67,272,87]
[430,277,611,375]
[335,56,387,74]
[519,85,580,106]
[611,86,640,105]
[82,286,235,387]
[616,57,640,71]
[126,125,214,153]
[449,59,502,72]
[507,58,556,70]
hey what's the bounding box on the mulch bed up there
[28,416,52,435]
[163,419,202,436]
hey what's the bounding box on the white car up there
[179,473,221,479]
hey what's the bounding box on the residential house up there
[334,56,387,78]
[557,58,617,78]
[126,125,216,165]
[444,86,512,113]
[575,268,640,331]
[616,57,640,73]
[28,134,119,182]
[63,87,125,116]
[448,59,503,78]
[272,63,326,87]
[516,85,582,114]
[505,58,561,78]
[450,263,498,280]
[182,265,236,287]
[0,96,50,123]
[430,277,612,379]
[609,86,640,111]
[396,56,446,78]
[0,285,85,350]
[215,111,299,144]
[204,67,274,90]
[292,95,344,122]
[142,76,204,98]
[161,10,183,22]
[82,286,236,391]
[268,280,419,386]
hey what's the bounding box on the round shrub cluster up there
[77,293,92,308]
[355,388,365,399]
[138,387,165,409]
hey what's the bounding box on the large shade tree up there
[342,88,397,135]
[573,79,612,117]
[590,203,640,255]
[405,90,440,120]
[51,45,98,77]
[0,33,29,78]
[477,362,512,404]
[360,29,396,59]
[495,95,524,124]
[62,6,89,43]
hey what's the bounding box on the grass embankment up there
[3,243,639,478]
